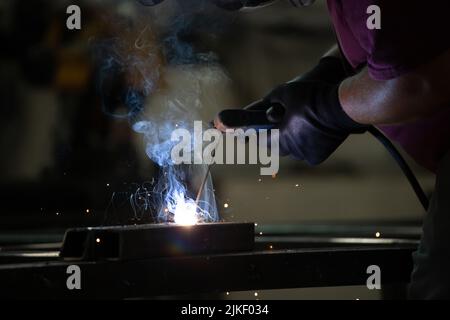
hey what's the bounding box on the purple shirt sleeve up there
[327,0,450,172]
[330,0,450,80]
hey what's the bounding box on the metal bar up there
[0,245,415,299]
[60,222,255,261]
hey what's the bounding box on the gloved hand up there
[264,79,368,165]
[236,56,351,117]
[292,55,351,84]
[215,56,368,165]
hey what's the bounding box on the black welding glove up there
[266,57,367,165]
[263,80,368,165]
[241,56,350,116]
[290,56,351,85]
[215,56,368,165]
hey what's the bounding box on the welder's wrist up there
[318,56,350,83]
[291,56,349,85]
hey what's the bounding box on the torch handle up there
[217,102,285,130]
[200,102,285,208]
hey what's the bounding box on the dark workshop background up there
[0,0,433,299]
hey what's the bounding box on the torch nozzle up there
[195,165,212,207]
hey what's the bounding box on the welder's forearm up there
[339,57,450,125]
[338,69,432,124]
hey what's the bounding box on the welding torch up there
[197,99,430,212]
[195,100,285,205]
[214,99,286,131]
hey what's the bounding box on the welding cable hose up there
[216,106,430,212]
[367,126,430,211]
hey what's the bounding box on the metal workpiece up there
[60,222,255,261]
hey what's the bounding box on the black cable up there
[368,126,430,211]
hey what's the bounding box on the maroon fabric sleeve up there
[327,0,450,172]
[338,0,450,80]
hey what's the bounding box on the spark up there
[224,203,229,208]
[56,212,60,216]
[375,232,381,238]
[258,178,262,182]
[254,292,259,297]
[106,183,110,187]
[259,232,263,235]
[269,245,273,249]
[96,238,101,244]
[226,292,230,296]
[85,209,90,214]
[254,223,258,227]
